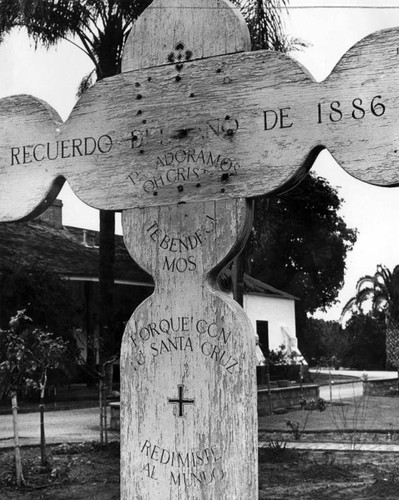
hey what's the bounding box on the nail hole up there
[140,150,145,154]
[142,120,147,124]
[196,183,201,188]
[221,188,225,193]
[137,110,142,115]
[177,185,184,192]
[153,191,158,196]
[148,77,152,82]
[136,94,143,100]
[176,129,188,139]
[176,75,182,82]
[216,68,222,73]
[221,173,229,182]
[225,115,230,120]
[190,93,195,98]
[135,82,140,87]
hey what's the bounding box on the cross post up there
[0,1,398,499]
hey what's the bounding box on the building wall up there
[243,294,297,352]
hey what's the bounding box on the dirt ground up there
[1,441,399,499]
[0,442,120,500]
[258,445,399,500]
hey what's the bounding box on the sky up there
[0,0,399,321]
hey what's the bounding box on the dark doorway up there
[256,320,269,354]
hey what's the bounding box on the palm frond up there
[231,0,298,52]
[343,264,399,324]
[355,275,375,291]
[0,0,152,78]
[76,69,96,98]
[340,297,357,319]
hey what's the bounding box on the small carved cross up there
[167,384,195,417]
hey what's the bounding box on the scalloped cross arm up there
[0,0,398,221]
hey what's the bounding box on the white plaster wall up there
[242,294,296,351]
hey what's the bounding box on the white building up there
[229,274,303,364]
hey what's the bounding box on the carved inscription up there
[127,149,241,195]
[8,115,239,167]
[129,317,239,373]
[11,134,113,165]
[140,439,225,488]
[7,94,387,187]
[6,97,389,161]
[316,95,385,123]
[264,94,386,130]
[9,94,386,172]
[129,117,239,150]
[146,214,216,273]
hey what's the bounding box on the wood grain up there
[63,27,399,209]
[120,199,258,499]
[120,3,258,499]
[0,95,63,221]
[122,0,251,71]
[0,24,399,218]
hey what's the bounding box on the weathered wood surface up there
[120,199,257,499]
[0,95,63,221]
[122,0,250,70]
[1,22,399,218]
[120,3,257,498]
[63,25,399,207]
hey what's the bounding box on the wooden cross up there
[168,384,195,417]
[0,0,398,498]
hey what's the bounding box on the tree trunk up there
[99,210,115,394]
[39,372,47,467]
[11,392,24,486]
[232,253,245,308]
[385,322,399,370]
[84,281,97,386]
[99,368,108,445]
[385,321,399,392]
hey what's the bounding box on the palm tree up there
[233,0,289,51]
[342,264,399,370]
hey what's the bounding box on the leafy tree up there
[241,174,357,355]
[0,310,68,481]
[302,318,346,367]
[1,259,78,338]
[303,315,385,370]
[342,264,399,369]
[248,175,357,313]
[341,312,385,370]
